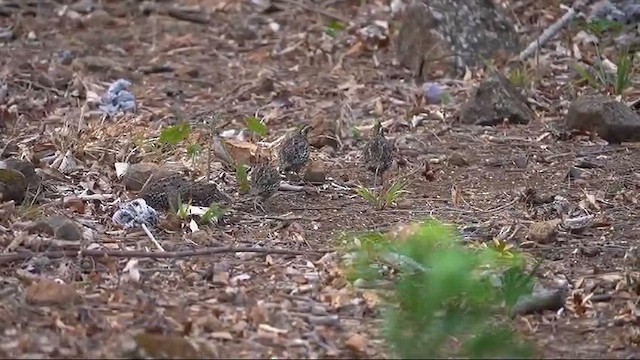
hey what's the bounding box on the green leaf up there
[200,203,227,225]
[343,219,534,358]
[244,116,268,137]
[160,122,192,145]
[235,163,250,194]
[351,127,361,140]
[177,198,191,220]
[324,20,345,38]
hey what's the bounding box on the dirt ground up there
[1,0,640,358]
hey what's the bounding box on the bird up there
[139,174,231,211]
[362,119,394,189]
[249,159,281,212]
[278,124,312,179]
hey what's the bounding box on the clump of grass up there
[200,203,227,225]
[345,220,536,358]
[572,19,635,95]
[356,178,408,210]
[508,66,533,88]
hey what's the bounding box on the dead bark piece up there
[565,95,640,143]
[25,279,78,306]
[396,0,521,79]
[459,72,534,126]
[304,160,327,185]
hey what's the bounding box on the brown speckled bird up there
[279,124,312,179]
[362,120,393,188]
[249,159,281,212]
[140,174,231,211]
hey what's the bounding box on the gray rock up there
[459,72,534,126]
[396,0,520,79]
[565,95,640,143]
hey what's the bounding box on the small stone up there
[448,152,468,167]
[303,160,327,185]
[565,95,640,143]
[527,219,562,244]
[25,279,78,306]
[45,216,83,241]
[581,246,600,257]
[132,333,215,358]
[122,163,161,191]
[514,156,528,169]
[0,168,27,203]
[459,72,534,126]
[345,333,367,353]
[320,145,336,157]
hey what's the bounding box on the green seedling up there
[357,178,408,210]
[324,20,346,38]
[160,122,191,146]
[200,203,227,225]
[244,116,268,138]
[344,220,535,358]
[235,163,250,194]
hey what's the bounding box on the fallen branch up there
[517,2,581,61]
[0,246,318,265]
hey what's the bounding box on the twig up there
[141,223,165,252]
[273,0,351,23]
[0,246,319,265]
[517,2,580,61]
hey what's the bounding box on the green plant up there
[508,66,532,88]
[187,143,202,162]
[176,199,191,220]
[581,19,625,37]
[235,163,250,194]
[356,178,408,210]
[324,20,345,38]
[160,122,191,146]
[572,19,635,95]
[244,116,268,138]
[346,220,535,358]
[200,203,227,225]
[574,49,634,95]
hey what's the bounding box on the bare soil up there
[1,0,640,358]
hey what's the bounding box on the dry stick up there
[0,246,317,266]
[517,2,580,61]
[273,0,350,23]
[141,223,165,252]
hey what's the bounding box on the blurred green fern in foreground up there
[343,220,536,358]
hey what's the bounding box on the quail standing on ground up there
[279,124,312,179]
[249,159,281,212]
[362,120,393,188]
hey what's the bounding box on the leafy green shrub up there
[345,220,536,358]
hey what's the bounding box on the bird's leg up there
[372,168,379,192]
[253,198,266,213]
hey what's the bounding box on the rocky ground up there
[1,0,640,358]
